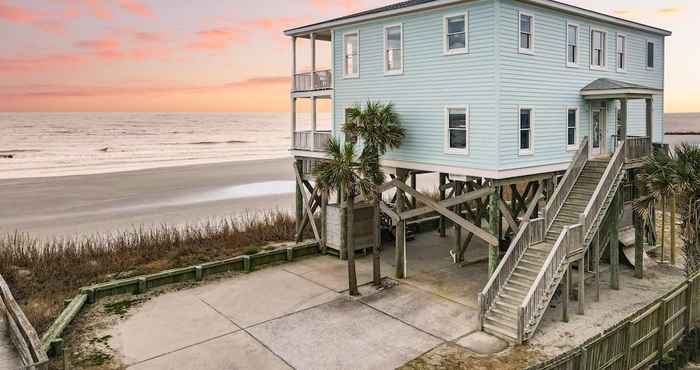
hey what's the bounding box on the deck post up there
[373,190,382,285]
[321,189,328,254]
[310,32,316,86]
[634,208,644,279]
[395,169,408,279]
[610,191,620,290]
[291,36,296,90]
[645,97,653,142]
[295,159,304,242]
[594,231,600,302]
[578,257,585,315]
[410,173,417,209]
[563,265,570,322]
[455,181,463,259]
[488,187,500,276]
[620,98,628,142]
[290,97,297,148]
[439,173,447,237]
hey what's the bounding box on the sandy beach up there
[0,158,297,239]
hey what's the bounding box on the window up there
[445,107,468,153]
[519,108,533,154]
[616,34,626,72]
[647,41,655,69]
[384,24,403,75]
[519,12,534,54]
[444,13,467,54]
[567,108,579,149]
[566,23,579,66]
[343,32,359,78]
[590,29,607,69]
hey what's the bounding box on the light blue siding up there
[332,0,499,170]
[329,0,666,175]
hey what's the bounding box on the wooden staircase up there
[479,138,629,342]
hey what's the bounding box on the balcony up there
[611,136,652,164]
[293,70,332,93]
[293,130,332,152]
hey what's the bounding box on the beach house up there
[284,0,671,342]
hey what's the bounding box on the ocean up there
[0,112,697,179]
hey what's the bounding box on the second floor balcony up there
[293,70,332,93]
[292,130,332,152]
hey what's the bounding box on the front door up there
[591,108,606,158]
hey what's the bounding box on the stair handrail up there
[544,137,589,231]
[519,223,582,341]
[478,218,545,330]
[578,140,626,246]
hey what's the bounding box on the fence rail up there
[479,218,545,335]
[0,275,48,369]
[293,130,332,152]
[545,138,589,231]
[293,70,332,92]
[526,271,700,370]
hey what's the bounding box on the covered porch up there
[581,78,661,165]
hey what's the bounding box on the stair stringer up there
[522,258,569,340]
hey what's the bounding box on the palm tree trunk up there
[347,187,359,296]
[671,195,677,266]
[660,196,666,262]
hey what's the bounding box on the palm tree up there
[636,149,675,263]
[314,138,374,296]
[672,144,700,273]
[344,101,406,285]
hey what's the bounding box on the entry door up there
[591,108,606,157]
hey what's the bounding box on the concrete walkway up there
[104,231,499,370]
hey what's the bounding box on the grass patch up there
[0,210,311,335]
[104,299,146,317]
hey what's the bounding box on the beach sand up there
[0,158,297,239]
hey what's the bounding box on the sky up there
[0,0,696,112]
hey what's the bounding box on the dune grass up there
[0,210,306,334]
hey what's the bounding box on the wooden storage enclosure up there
[325,202,376,258]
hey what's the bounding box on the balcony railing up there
[611,136,652,163]
[293,70,332,92]
[293,130,331,152]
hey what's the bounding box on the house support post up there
[488,187,500,276]
[454,181,463,260]
[645,98,653,144]
[295,159,304,242]
[634,208,644,279]
[321,189,328,254]
[439,173,447,237]
[395,170,408,279]
[373,190,382,285]
[290,98,297,148]
[562,264,570,322]
[610,191,620,290]
[410,173,417,209]
[594,231,600,302]
[578,257,585,315]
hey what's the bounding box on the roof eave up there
[283,0,671,37]
[581,88,662,99]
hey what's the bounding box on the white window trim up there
[616,33,627,73]
[383,23,404,76]
[566,107,580,151]
[444,105,469,155]
[519,106,535,156]
[566,21,580,68]
[589,27,608,71]
[646,39,656,70]
[518,11,535,55]
[443,11,468,55]
[342,30,360,79]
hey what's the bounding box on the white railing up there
[519,223,583,341]
[293,130,332,152]
[479,218,545,331]
[579,140,626,246]
[625,136,652,162]
[293,70,332,92]
[544,137,589,231]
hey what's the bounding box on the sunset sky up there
[0,0,696,112]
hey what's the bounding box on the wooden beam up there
[498,199,520,234]
[294,164,321,243]
[400,186,492,220]
[394,181,499,246]
[578,258,585,315]
[379,201,400,223]
[563,265,570,322]
[522,185,544,221]
[376,179,400,193]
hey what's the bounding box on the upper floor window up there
[647,41,655,69]
[590,29,607,69]
[616,34,626,72]
[444,13,467,54]
[567,108,579,149]
[445,106,468,154]
[519,108,533,155]
[343,32,359,78]
[566,23,579,66]
[384,24,403,75]
[519,12,534,54]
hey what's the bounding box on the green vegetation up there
[0,210,308,334]
[104,299,146,317]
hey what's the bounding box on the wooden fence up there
[526,271,700,370]
[0,275,48,369]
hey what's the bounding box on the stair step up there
[519,259,543,269]
[512,270,537,281]
[498,294,523,306]
[502,286,527,299]
[483,321,518,341]
[488,308,517,323]
[493,300,519,314]
[516,265,540,275]
[509,278,533,289]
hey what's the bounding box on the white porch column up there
[291,36,297,91]
[291,97,297,149]
[310,33,316,89]
[645,97,654,141]
[620,98,628,142]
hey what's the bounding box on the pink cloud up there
[117,0,152,17]
[309,0,367,13]
[75,38,121,50]
[134,31,160,42]
[0,54,85,74]
[187,27,246,50]
[0,1,42,22]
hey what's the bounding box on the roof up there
[284,0,672,37]
[580,78,661,98]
